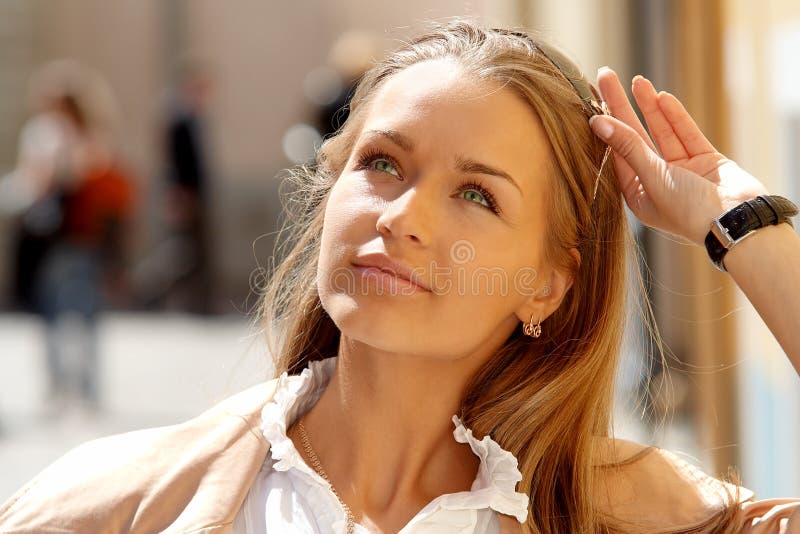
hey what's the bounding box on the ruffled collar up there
[259,356,530,524]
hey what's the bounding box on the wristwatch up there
[704,194,798,273]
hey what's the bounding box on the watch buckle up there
[711,219,735,248]
[711,218,759,249]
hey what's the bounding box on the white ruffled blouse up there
[232,356,530,533]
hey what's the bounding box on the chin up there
[322,296,420,349]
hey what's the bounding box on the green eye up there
[457,181,500,214]
[356,149,402,178]
[373,159,399,176]
[462,189,489,207]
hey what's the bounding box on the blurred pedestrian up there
[159,61,215,314]
[311,30,381,139]
[3,60,135,414]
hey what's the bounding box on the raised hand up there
[589,67,770,246]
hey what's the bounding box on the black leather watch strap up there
[704,194,798,273]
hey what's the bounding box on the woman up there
[2,20,799,534]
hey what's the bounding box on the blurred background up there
[0,0,798,502]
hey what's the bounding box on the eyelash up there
[457,180,501,215]
[354,149,502,215]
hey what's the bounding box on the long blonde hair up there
[258,19,742,533]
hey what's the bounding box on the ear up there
[515,247,580,325]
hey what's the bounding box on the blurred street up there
[0,313,269,501]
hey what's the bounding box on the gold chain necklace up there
[296,418,356,534]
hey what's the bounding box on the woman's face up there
[317,58,575,361]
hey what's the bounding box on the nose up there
[375,181,436,246]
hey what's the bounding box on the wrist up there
[703,194,799,273]
[694,192,764,246]
[721,220,794,272]
[703,193,770,232]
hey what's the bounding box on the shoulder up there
[591,437,754,532]
[206,377,280,420]
[0,378,280,533]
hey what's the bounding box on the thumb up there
[589,114,665,190]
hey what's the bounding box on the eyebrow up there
[454,156,523,197]
[361,128,523,196]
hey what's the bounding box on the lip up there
[351,252,432,293]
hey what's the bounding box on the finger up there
[612,151,647,208]
[589,114,665,200]
[631,76,689,161]
[596,67,657,154]
[609,149,635,189]
[595,68,650,191]
[788,504,800,534]
[657,91,717,157]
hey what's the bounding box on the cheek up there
[320,175,385,249]
[323,176,373,226]
[431,255,540,328]
[317,181,370,294]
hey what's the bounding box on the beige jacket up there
[0,379,797,534]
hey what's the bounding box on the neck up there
[294,336,494,521]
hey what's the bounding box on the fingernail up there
[597,65,610,75]
[589,115,614,140]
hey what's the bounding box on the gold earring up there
[522,314,542,338]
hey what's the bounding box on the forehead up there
[361,58,553,191]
